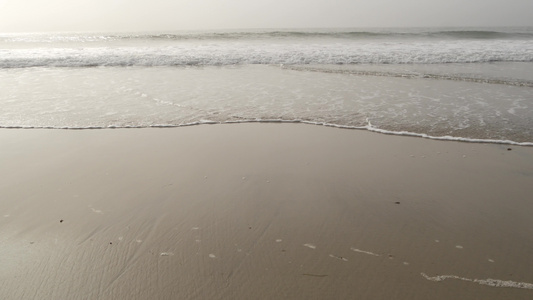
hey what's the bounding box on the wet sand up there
[1,124,533,299]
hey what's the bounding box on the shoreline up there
[2,120,532,147]
[1,123,533,299]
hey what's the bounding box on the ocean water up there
[1,27,532,145]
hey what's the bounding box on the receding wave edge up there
[1,120,531,146]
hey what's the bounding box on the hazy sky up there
[1,0,532,33]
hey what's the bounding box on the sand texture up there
[1,124,533,299]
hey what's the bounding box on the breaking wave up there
[1,43,532,68]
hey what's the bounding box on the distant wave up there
[167,30,533,40]
[120,31,390,41]
[425,30,533,40]
[140,29,533,41]
[2,28,533,43]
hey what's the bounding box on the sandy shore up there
[1,124,533,299]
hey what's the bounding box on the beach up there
[1,123,532,299]
[1,27,533,299]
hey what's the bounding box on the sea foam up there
[421,273,533,290]
[1,28,533,68]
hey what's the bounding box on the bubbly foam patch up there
[329,254,348,261]
[421,273,533,290]
[350,248,380,257]
[303,244,316,249]
[90,208,103,214]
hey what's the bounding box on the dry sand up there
[1,123,533,299]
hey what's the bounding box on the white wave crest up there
[1,39,532,68]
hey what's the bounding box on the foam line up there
[364,119,533,146]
